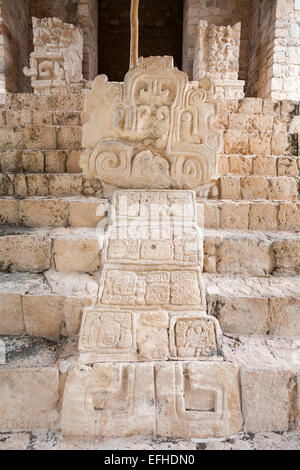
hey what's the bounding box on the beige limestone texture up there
[0,368,59,431]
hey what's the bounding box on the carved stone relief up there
[80,56,221,189]
[193,21,245,100]
[24,18,91,95]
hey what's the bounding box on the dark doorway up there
[99,0,183,82]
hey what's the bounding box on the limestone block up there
[271,132,290,155]
[0,174,14,196]
[54,237,100,272]
[0,293,24,335]
[20,199,68,228]
[156,362,243,438]
[217,155,229,175]
[68,200,103,227]
[53,112,82,126]
[45,151,67,173]
[249,203,277,231]
[6,110,31,126]
[229,156,252,175]
[224,130,248,154]
[32,111,51,126]
[0,199,19,225]
[219,176,241,200]
[0,369,59,431]
[26,174,49,197]
[204,204,219,229]
[23,295,63,341]
[249,115,274,132]
[207,296,269,336]
[228,113,248,130]
[23,126,56,150]
[57,127,82,150]
[217,238,271,276]
[0,234,51,272]
[277,203,300,230]
[277,157,299,177]
[66,150,81,173]
[252,156,277,176]
[241,176,268,200]
[49,174,83,196]
[219,203,249,230]
[13,174,28,197]
[81,57,221,189]
[249,133,271,155]
[238,98,263,115]
[273,239,300,274]
[267,177,298,201]
[61,363,155,437]
[241,369,292,433]
[269,298,300,338]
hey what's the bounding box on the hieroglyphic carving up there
[193,21,245,100]
[79,308,222,363]
[80,56,221,189]
[169,314,223,359]
[24,17,90,95]
[98,268,205,308]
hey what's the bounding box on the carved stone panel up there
[80,56,221,189]
[79,308,223,363]
[24,17,90,95]
[193,21,245,100]
[61,362,242,438]
[155,362,243,438]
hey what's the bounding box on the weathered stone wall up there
[0,0,30,93]
[29,0,98,81]
[183,0,251,84]
[248,0,277,99]
[248,0,300,100]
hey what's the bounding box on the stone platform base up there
[1,430,300,450]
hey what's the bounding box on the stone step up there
[203,200,300,231]
[0,227,298,276]
[0,94,84,112]
[0,334,299,435]
[204,274,300,337]
[204,228,300,276]
[0,173,102,197]
[0,197,299,232]
[0,271,299,341]
[0,172,299,201]
[216,175,299,201]
[218,154,300,177]
[1,150,299,177]
[0,110,83,127]
[0,149,82,174]
[0,126,82,150]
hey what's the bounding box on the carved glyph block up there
[80,56,221,189]
[61,362,242,438]
[193,21,245,100]
[79,309,223,363]
[24,17,90,95]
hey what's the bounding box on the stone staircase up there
[0,94,299,440]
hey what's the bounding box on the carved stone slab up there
[61,362,242,438]
[80,56,221,189]
[79,309,223,363]
[24,17,90,95]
